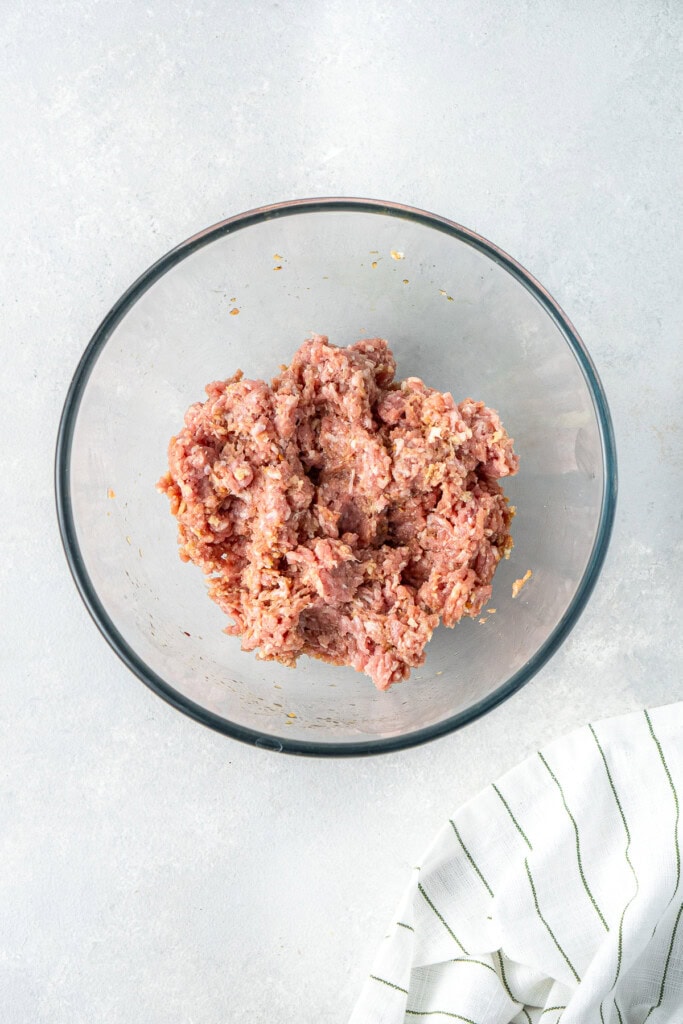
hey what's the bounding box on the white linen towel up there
[350,704,683,1024]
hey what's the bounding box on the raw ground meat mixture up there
[158,335,519,690]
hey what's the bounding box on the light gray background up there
[1,2,681,1021]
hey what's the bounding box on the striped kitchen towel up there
[349,704,683,1024]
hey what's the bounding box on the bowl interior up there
[59,202,614,753]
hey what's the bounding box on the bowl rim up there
[54,196,617,757]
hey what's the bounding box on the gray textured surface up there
[1,1,681,1021]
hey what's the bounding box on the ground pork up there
[157,335,519,690]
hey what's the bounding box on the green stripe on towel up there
[538,751,608,931]
[524,858,580,984]
[492,783,533,850]
[418,882,469,955]
[450,819,495,898]
[588,722,639,1003]
[369,975,408,995]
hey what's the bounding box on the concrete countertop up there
[1,1,681,1020]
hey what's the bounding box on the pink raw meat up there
[158,335,518,689]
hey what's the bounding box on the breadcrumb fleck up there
[512,570,533,598]
[390,250,405,260]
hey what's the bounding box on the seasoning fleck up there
[390,250,405,260]
[107,488,116,499]
[229,308,240,316]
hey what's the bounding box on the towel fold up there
[350,704,683,1024]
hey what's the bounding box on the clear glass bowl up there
[55,199,617,755]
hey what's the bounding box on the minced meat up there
[157,335,519,690]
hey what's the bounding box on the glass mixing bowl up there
[55,199,616,755]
